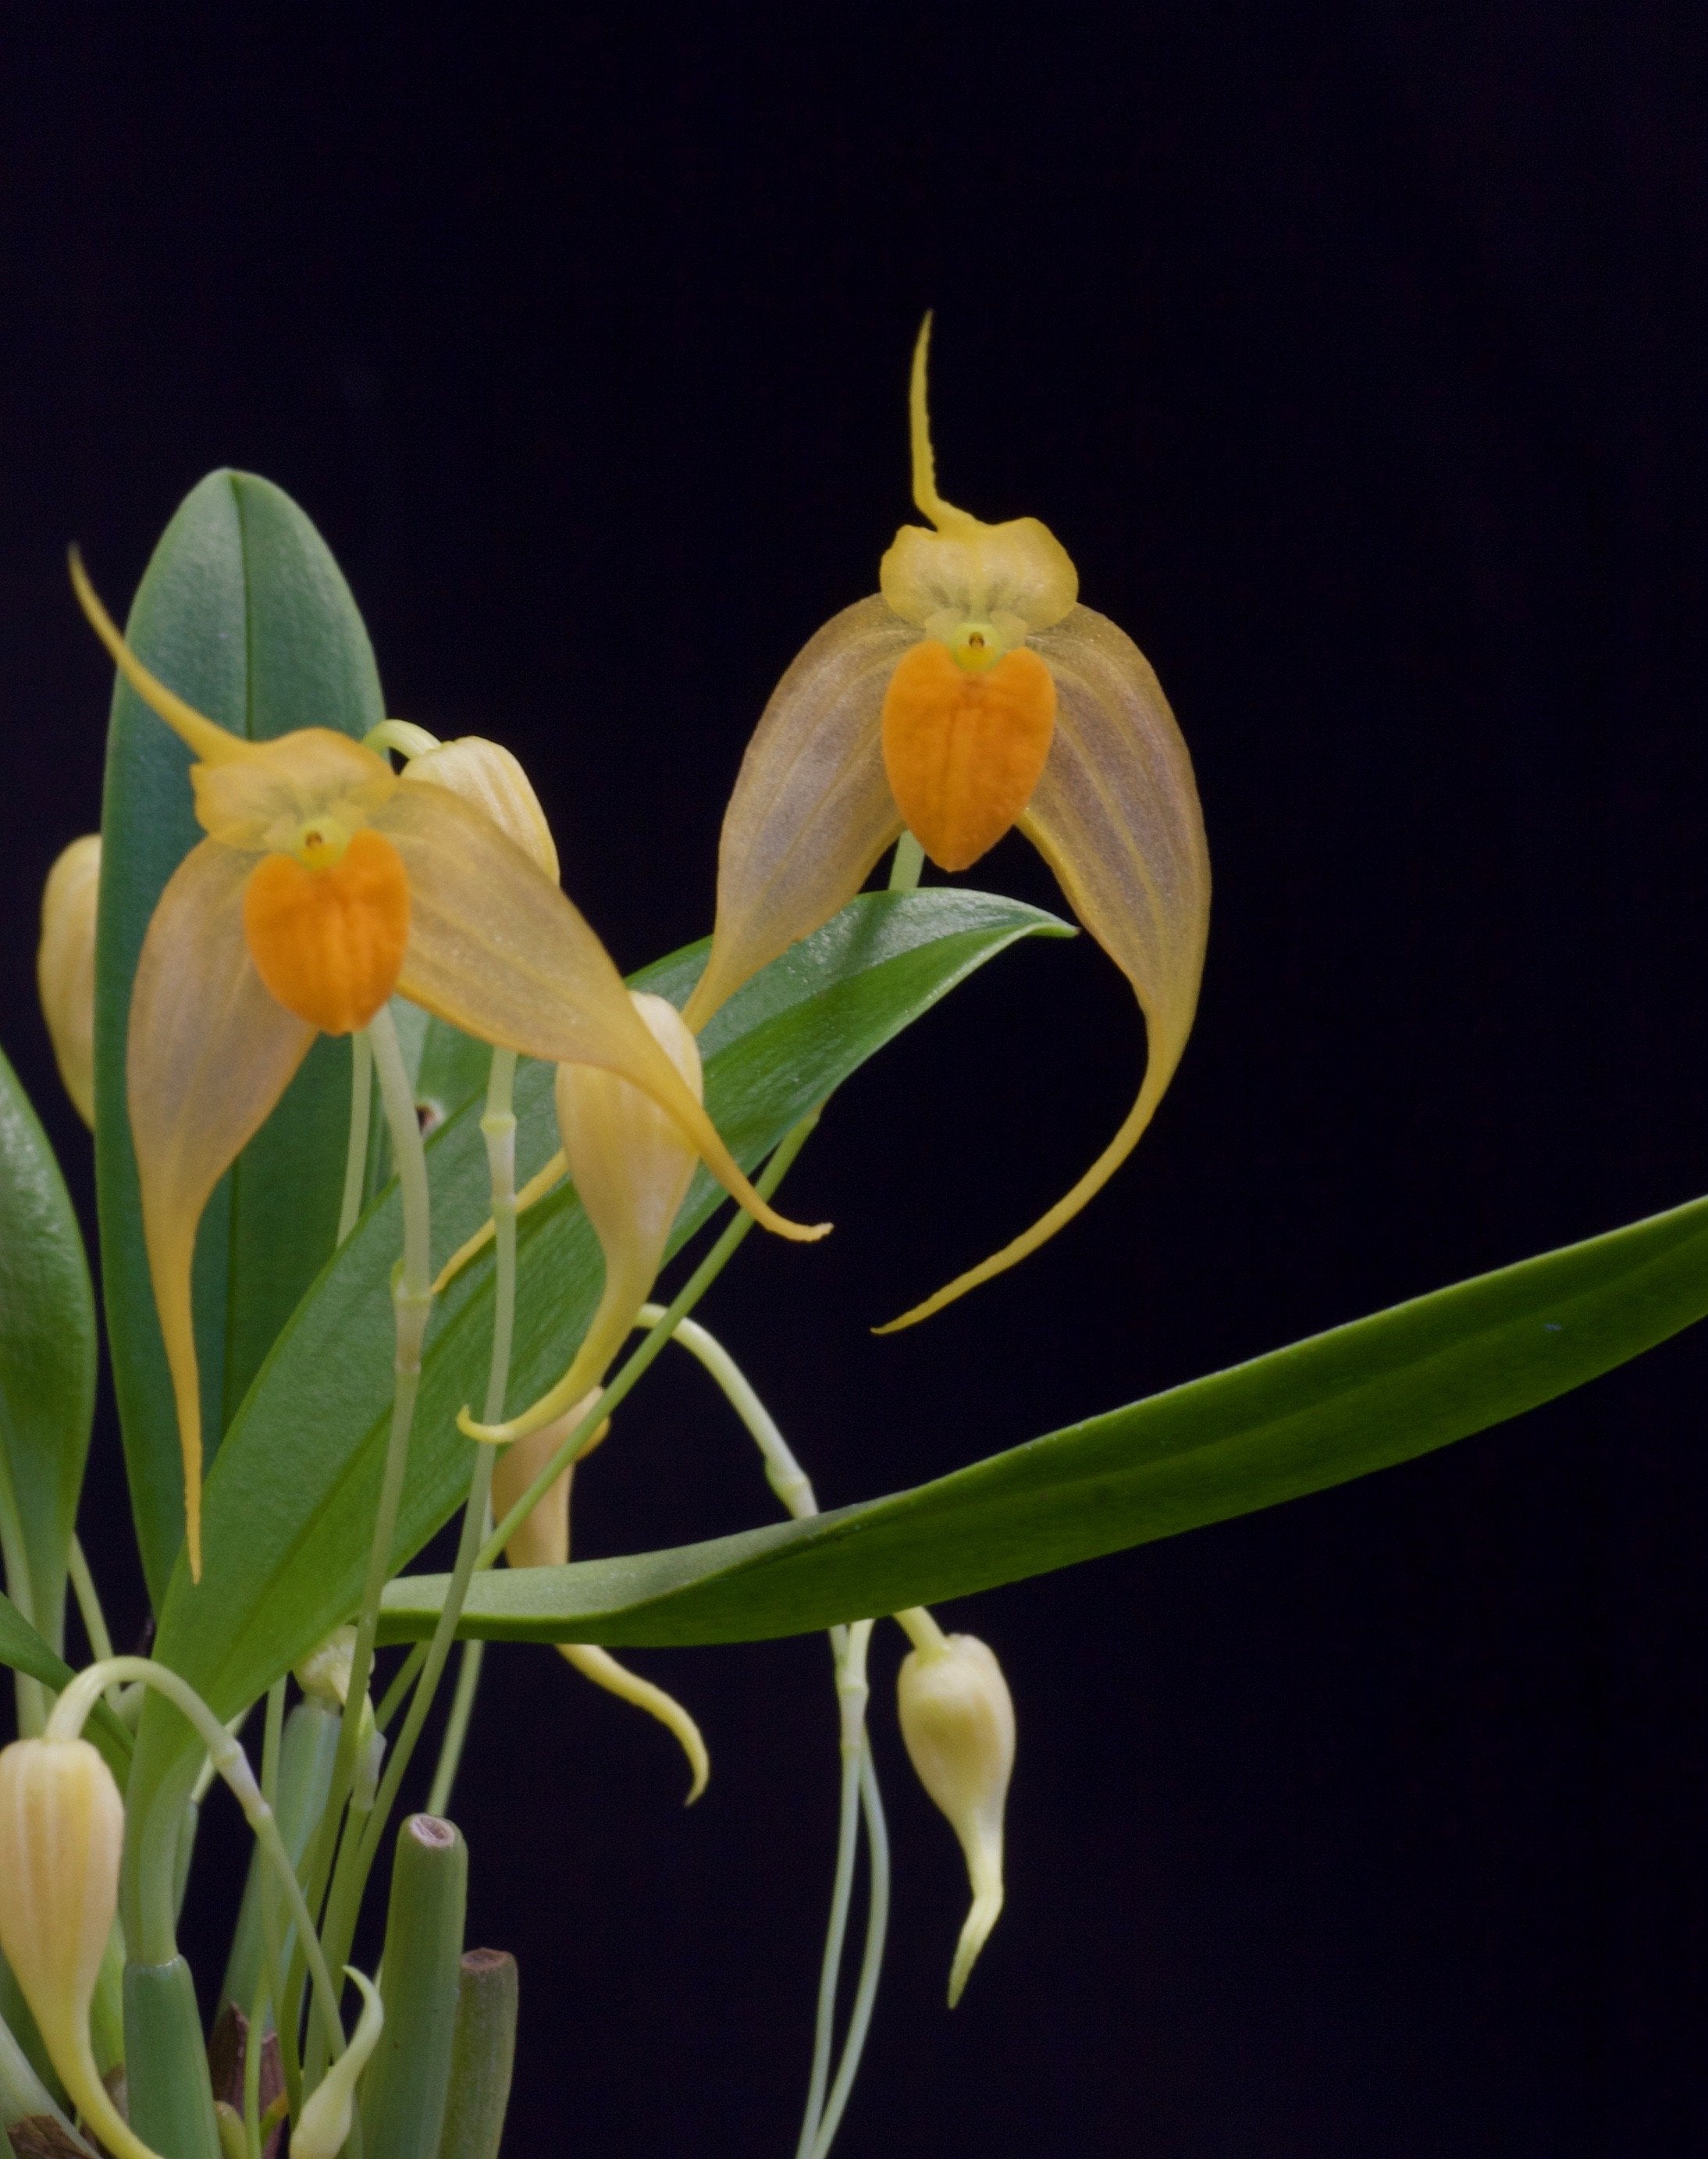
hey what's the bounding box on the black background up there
[2,8,1706,2154]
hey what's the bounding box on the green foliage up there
[92,471,385,1606]
[0,1047,96,1657]
[125,891,1069,1815]
[378,1184,1708,1646]
[0,1589,130,1773]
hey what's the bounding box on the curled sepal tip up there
[560,1645,710,1804]
[491,1404,709,1800]
[290,1967,384,2159]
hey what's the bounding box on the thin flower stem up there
[375,1645,426,1731]
[812,1743,891,2159]
[895,1606,949,1656]
[66,1535,114,1662]
[426,1634,486,1818]
[478,1110,821,1570]
[336,1031,374,1245]
[244,1974,268,2159]
[48,1659,347,2066]
[300,1001,432,2085]
[634,1305,818,1517]
[888,831,925,892]
[638,1305,895,2157]
[326,1046,518,2005]
[796,1621,874,2159]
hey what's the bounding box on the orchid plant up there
[1,327,1703,2159]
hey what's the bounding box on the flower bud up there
[294,1625,357,1706]
[0,1737,158,2159]
[402,737,559,880]
[896,1633,1016,2006]
[292,1967,384,2159]
[37,835,100,1127]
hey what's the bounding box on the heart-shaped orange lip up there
[881,639,1057,873]
[243,826,411,1034]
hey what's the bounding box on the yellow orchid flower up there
[71,556,825,1578]
[681,320,1211,1328]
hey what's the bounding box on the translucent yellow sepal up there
[37,834,101,1127]
[128,841,317,1577]
[375,784,825,1247]
[879,606,1209,1327]
[461,992,704,1443]
[402,735,560,880]
[70,550,252,767]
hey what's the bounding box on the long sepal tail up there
[127,841,315,1575]
[878,604,1210,1332]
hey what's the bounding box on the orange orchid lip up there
[881,638,1057,874]
[243,826,412,1035]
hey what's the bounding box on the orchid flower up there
[681,322,1211,1327]
[72,557,825,1577]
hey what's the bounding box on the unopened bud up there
[896,1632,1016,2006]
[291,1966,384,2159]
[37,835,100,1127]
[294,1627,383,1807]
[294,1626,356,1706]
[403,737,559,880]
[0,1738,158,2159]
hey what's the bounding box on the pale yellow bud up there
[294,1624,357,1706]
[292,1967,384,2159]
[401,736,559,880]
[896,1633,1016,2006]
[37,835,101,1127]
[0,1738,159,2159]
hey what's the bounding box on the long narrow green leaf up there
[0,1047,96,1655]
[378,1185,1708,1648]
[127,891,1068,1811]
[93,472,384,1605]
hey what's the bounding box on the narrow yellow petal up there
[127,841,315,1574]
[682,596,913,1030]
[879,606,1210,1329]
[69,550,252,767]
[375,783,825,1243]
[560,1645,710,1803]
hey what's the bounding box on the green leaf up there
[0,1047,96,1656]
[376,1184,1708,1648]
[128,891,1069,1800]
[0,1588,133,1773]
[93,472,385,1606]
